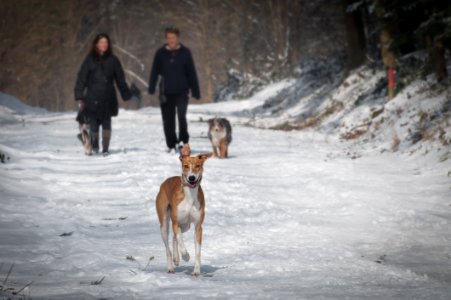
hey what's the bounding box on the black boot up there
[102,130,111,156]
[91,132,99,153]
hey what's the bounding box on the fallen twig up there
[13,280,33,295]
[126,256,135,261]
[3,263,14,287]
[91,276,105,285]
[59,231,73,237]
[144,256,154,269]
[128,269,137,275]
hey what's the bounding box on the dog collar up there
[182,174,202,189]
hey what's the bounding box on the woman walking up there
[148,27,200,153]
[74,33,133,155]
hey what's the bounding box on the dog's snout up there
[188,175,196,182]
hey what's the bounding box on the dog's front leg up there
[160,217,174,273]
[212,146,219,157]
[172,223,190,262]
[220,139,227,158]
[193,223,202,276]
[172,235,180,266]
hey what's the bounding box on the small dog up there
[80,123,93,156]
[155,144,212,276]
[76,111,92,156]
[208,118,232,158]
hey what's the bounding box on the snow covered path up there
[1,107,451,299]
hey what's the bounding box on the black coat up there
[74,53,131,119]
[148,44,200,99]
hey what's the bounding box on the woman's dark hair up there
[165,26,180,37]
[90,33,112,57]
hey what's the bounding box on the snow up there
[0,92,47,115]
[1,92,451,299]
[189,79,294,121]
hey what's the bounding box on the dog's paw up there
[192,269,200,276]
[167,268,175,274]
[182,251,190,262]
[173,256,180,266]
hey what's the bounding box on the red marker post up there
[388,67,395,100]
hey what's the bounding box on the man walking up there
[148,27,200,153]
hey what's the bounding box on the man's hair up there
[165,26,180,37]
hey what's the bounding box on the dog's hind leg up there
[172,235,180,266]
[161,210,174,273]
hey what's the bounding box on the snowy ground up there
[1,92,451,299]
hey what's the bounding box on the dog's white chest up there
[177,187,201,231]
[210,130,226,146]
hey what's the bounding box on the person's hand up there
[181,144,191,156]
[77,100,86,111]
[130,83,141,101]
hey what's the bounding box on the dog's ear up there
[207,118,214,126]
[180,145,191,161]
[197,152,213,161]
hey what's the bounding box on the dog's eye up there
[183,165,189,169]
[195,165,201,168]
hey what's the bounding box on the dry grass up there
[340,121,371,140]
[270,100,344,131]
[391,129,400,152]
[439,132,448,146]
[340,129,367,140]
[0,263,32,299]
[297,100,344,130]
[296,116,323,130]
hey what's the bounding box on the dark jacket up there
[74,52,132,119]
[148,44,200,99]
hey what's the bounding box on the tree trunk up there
[432,39,448,82]
[343,0,366,70]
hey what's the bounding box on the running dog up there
[155,144,212,276]
[208,118,232,158]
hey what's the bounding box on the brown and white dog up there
[155,144,212,276]
[208,118,232,158]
